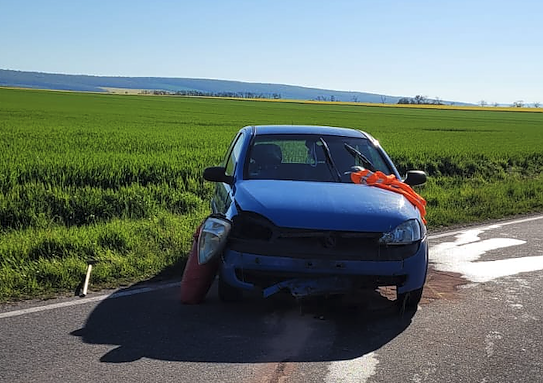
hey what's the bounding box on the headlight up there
[197,217,231,264]
[379,219,422,245]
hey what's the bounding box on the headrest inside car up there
[251,144,283,166]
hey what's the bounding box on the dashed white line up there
[326,352,379,383]
[485,331,503,357]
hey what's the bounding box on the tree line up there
[140,89,282,99]
[398,95,541,108]
[397,95,444,105]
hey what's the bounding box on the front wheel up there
[397,287,423,311]
[218,277,243,302]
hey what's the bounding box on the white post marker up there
[81,263,93,297]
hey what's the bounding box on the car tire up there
[397,287,423,311]
[218,277,243,302]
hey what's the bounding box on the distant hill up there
[0,69,406,103]
[1,69,473,105]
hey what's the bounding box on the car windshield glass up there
[245,134,393,182]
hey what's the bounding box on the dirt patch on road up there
[378,267,468,304]
[421,267,468,304]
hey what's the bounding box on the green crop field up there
[1,87,543,302]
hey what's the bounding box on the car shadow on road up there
[71,282,415,364]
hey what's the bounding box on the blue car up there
[199,125,428,309]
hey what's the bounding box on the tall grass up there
[0,211,205,300]
[1,88,542,301]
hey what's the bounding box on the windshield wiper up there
[319,137,342,182]
[344,143,377,172]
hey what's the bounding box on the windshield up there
[245,134,393,182]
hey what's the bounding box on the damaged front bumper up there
[220,238,428,298]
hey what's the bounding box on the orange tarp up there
[351,170,427,224]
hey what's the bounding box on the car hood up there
[233,180,420,232]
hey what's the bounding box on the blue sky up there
[1,0,542,104]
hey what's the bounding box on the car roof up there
[250,125,369,139]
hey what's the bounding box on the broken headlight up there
[198,216,231,264]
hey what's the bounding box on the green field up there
[1,88,543,301]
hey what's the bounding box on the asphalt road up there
[1,215,543,383]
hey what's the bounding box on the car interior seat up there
[250,143,283,178]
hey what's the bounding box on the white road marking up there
[411,363,437,383]
[0,281,180,320]
[427,215,543,241]
[326,352,379,383]
[485,331,503,357]
[430,219,543,283]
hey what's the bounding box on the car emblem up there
[322,233,337,248]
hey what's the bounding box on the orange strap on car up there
[351,170,427,224]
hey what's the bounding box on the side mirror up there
[404,170,427,187]
[203,167,234,184]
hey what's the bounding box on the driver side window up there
[224,133,244,177]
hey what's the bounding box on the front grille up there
[229,212,419,261]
